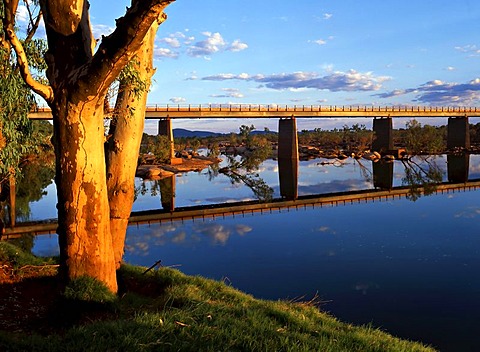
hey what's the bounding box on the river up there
[25,154,480,351]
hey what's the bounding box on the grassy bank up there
[0,242,435,351]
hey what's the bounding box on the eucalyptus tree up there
[1,0,174,293]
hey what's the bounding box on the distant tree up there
[404,119,445,155]
[239,124,255,142]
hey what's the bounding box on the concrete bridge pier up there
[158,117,182,165]
[447,117,470,150]
[278,117,299,159]
[372,117,393,153]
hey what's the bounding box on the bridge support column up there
[278,117,298,159]
[447,117,470,150]
[372,117,393,153]
[158,117,182,165]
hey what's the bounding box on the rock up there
[136,165,175,180]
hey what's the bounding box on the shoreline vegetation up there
[136,121,480,181]
[0,242,436,352]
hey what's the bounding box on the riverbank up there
[136,155,222,179]
[0,242,435,352]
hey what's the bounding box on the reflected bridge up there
[3,178,480,239]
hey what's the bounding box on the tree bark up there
[106,19,161,268]
[52,96,117,292]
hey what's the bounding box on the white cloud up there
[210,88,244,99]
[314,39,327,45]
[228,39,248,52]
[169,97,187,104]
[455,44,480,57]
[16,5,29,23]
[323,13,333,20]
[187,32,226,57]
[155,48,179,59]
[156,30,247,59]
[202,70,391,92]
[92,24,115,39]
[161,37,181,48]
[375,78,480,105]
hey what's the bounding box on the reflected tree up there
[401,157,443,201]
[219,153,273,202]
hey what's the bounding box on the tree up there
[2,0,174,293]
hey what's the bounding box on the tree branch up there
[78,0,174,97]
[25,3,43,43]
[5,26,54,102]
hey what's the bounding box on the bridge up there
[29,104,480,119]
[29,104,478,158]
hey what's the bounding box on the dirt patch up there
[0,262,61,333]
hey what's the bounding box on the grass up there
[0,243,436,352]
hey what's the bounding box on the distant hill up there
[172,128,278,138]
[173,128,221,138]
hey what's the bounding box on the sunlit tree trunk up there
[106,20,161,268]
[53,97,117,291]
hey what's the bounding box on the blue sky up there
[18,1,480,132]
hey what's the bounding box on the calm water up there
[30,154,480,351]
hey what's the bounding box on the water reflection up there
[372,161,393,190]
[447,153,469,183]
[218,154,274,202]
[278,156,298,199]
[125,222,253,257]
[400,157,443,201]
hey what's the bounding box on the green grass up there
[0,241,55,267]
[0,245,436,352]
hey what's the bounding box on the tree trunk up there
[53,97,117,293]
[106,20,160,268]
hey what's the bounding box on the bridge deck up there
[28,104,480,119]
[3,180,480,238]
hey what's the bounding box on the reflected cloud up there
[203,196,254,203]
[316,226,336,235]
[354,282,379,295]
[193,223,232,245]
[298,179,372,195]
[125,222,254,255]
[235,224,253,236]
[454,206,480,219]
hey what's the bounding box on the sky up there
[18,0,480,133]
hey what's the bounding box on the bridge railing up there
[144,104,479,113]
[30,104,480,114]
